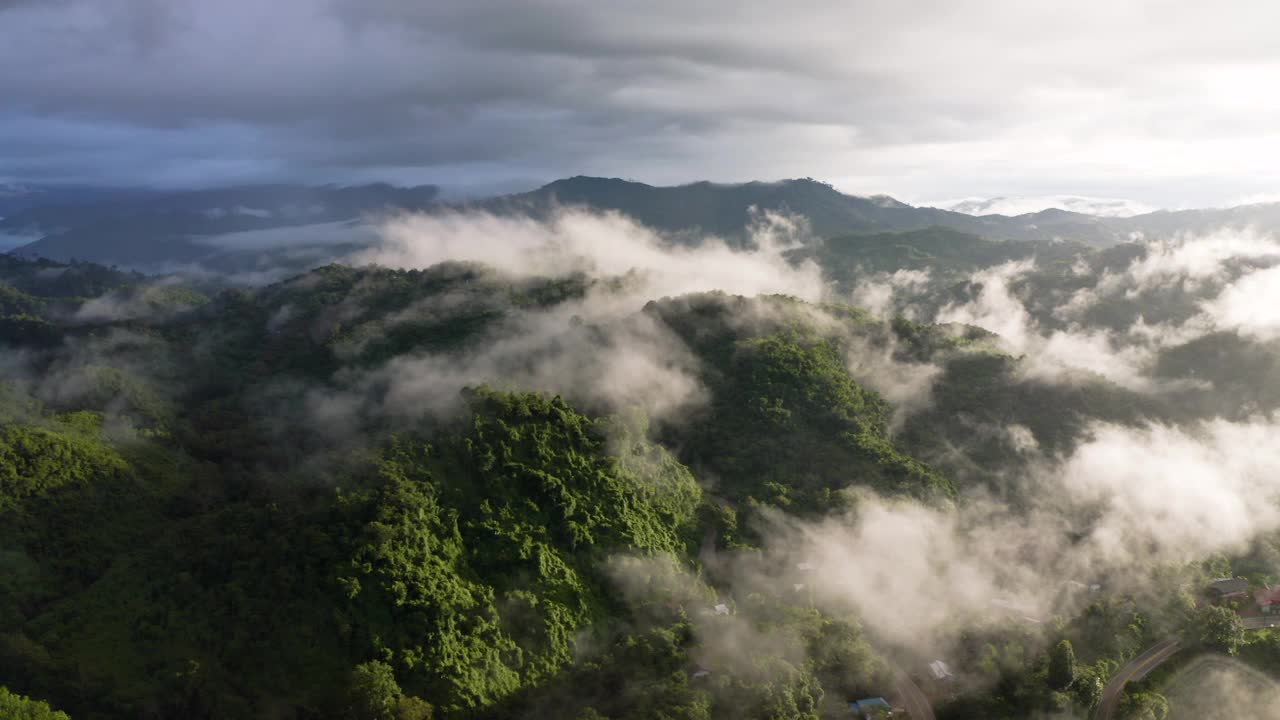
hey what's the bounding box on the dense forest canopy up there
[5,199,1280,720]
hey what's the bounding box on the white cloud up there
[851,268,931,318]
[1202,264,1280,341]
[1226,192,1280,208]
[352,207,825,304]
[932,195,1156,218]
[1118,229,1280,293]
[193,220,380,250]
[304,207,829,434]
[929,231,1280,390]
[750,414,1280,655]
[935,260,1038,349]
[6,1,1280,204]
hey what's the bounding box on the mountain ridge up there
[8,175,1280,272]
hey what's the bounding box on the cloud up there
[928,259,1158,389]
[1112,229,1280,294]
[1044,229,1280,353]
[921,233,1280,390]
[1156,657,1280,718]
[193,220,381,251]
[6,1,1280,204]
[850,268,931,319]
[932,195,1157,218]
[0,230,40,251]
[729,413,1280,656]
[842,334,941,431]
[935,260,1038,349]
[1058,418,1280,565]
[301,207,826,435]
[351,206,825,303]
[1225,192,1280,208]
[1202,264,1280,340]
[315,308,707,430]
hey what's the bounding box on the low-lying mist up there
[308,207,1280,668]
[10,200,1280,716]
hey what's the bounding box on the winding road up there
[1094,638,1182,720]
[1094,614,1279,719]
[892,665,936,720]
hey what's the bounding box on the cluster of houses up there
[1207,577,1280,615]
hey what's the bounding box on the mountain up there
[936,195,1155,218]
[479,176,1122,246]
[3,183,440,268]
[1110,201,1280,238]
[10,175,1280,290]
[0,184,163,218]
[488,177,1280,249]
[0,177,1126,271]
[4,237,1280,718]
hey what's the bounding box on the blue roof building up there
[850,697,893,717]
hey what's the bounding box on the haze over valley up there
[4,2,1280,720]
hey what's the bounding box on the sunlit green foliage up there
[5,250,1275,720]
[0,686,71,720]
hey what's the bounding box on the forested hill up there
[0,256,956,718]
[3,183,440,268]
[488,176,1280,248]
[3,242,1280,720]
[13,177,1280,275]
[474,177,1120,247]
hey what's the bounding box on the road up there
[893,665,936,720]
[1094,638,1181,720]
[1243,616,1278,631]
[1093,616,1275,719]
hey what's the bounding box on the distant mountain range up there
[475,177,1122,247]
[7,176,1280,273]
[934,195,1156,218]
[2,183,440,268]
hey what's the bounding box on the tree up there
[1118,691,1168,720]
[346,661,402,720]
[1191,605,1244,655]
[344,661,434,720]
[1047,639,1076,690]
[1070,666,1103,710]
[0,687,71,720]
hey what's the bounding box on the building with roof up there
[1256,586,1280,614]
[1208,577,1250,600]
[849,697,893,717]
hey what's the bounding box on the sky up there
[3,0,1280,207]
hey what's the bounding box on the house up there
[1256,586,1280,614]
[929,660,954,681]
[849,697,893,718]
[1208,577,1250,600]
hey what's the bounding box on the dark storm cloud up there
[3,0,1280,204]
